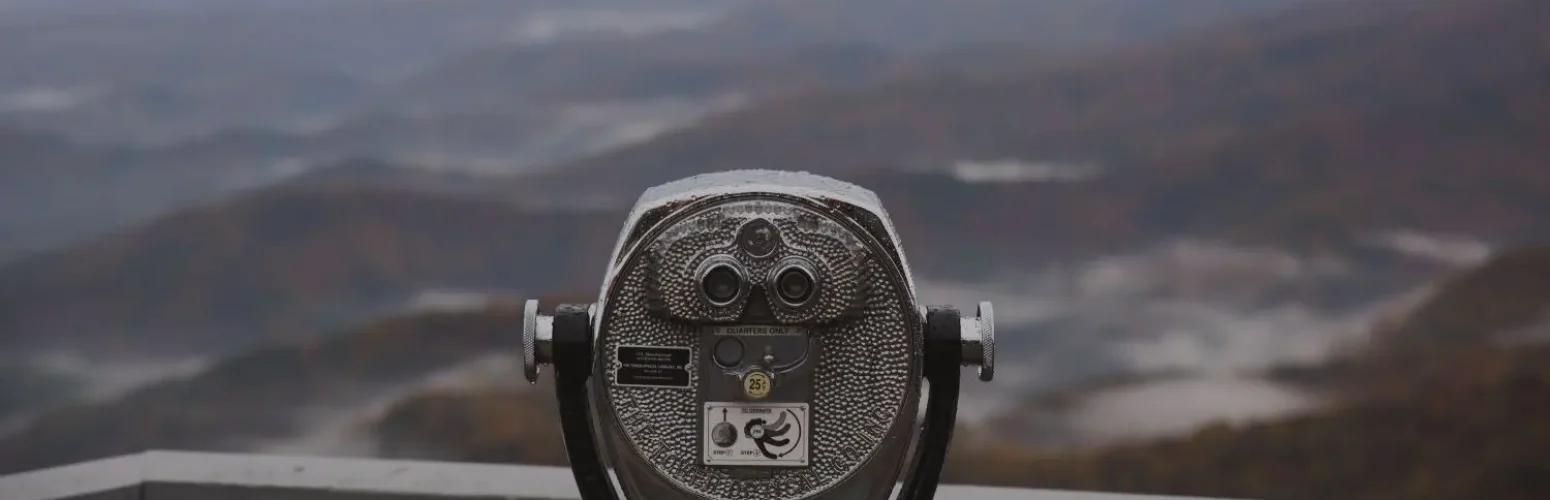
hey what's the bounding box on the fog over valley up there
[0,231,1488,457]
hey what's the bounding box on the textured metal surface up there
[596,195,920,500]
[605,171,916,298]
[0,451,1245,500]
[635,171,885,219]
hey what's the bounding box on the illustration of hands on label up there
[705,402,808,466]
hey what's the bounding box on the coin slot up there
[713,337,745,367]
[705,326,811,373]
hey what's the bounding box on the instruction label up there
[707,325,809,336]
[703,402,809,467]
[614,345,691,389]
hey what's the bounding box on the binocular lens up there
[775,267,814,304]
[701,264,743,305]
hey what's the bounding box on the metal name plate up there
[614,345,692,389]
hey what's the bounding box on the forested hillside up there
[947,342,1550,500]
[362,245,1550,500]
[0,187,615,354]
[950,246,1550,500]
[0,306,531,474]
[531,0,1550,249]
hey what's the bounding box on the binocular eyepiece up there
[524,170,995,500]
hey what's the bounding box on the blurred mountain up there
[251,245,1550,498]
[529,0,1550,247]
[558,0,1474,176]
[0,175,1476,441]
[1269,244,1550,398]
[0,92,731,261]
[0,186,616,356]
[4,0,1537,422]
[946,341,1550,500]
[389,39,900,111]
[271,158,511,196]
[0,124,564,265]
[0,0,736,143]
[973,243,1550,450]
[0,0,1342,251]
[375,0,1316,143]
[1,0,1310,146]
[0,127,171,262]
[155,95,747,173]
[0,0,729,87]
[47,0,1523,279]
[0,200,1538,495]
[1,74,372,145]
[1032,242,1547,440]
[0,162,1175,359]
[11,299,1542,497]
[0,124,336,261]
[372,334,1550,500]
[388,0,1300,111]
[360,244,1550,499]
[707,0,1310,51]
[0,306,542,475]
[1376,245,1550,350]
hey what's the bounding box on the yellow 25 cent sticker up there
[742,371,772,399]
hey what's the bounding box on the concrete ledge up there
[0,451,1236,500]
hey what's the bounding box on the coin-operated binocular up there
[524,170,994,500]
